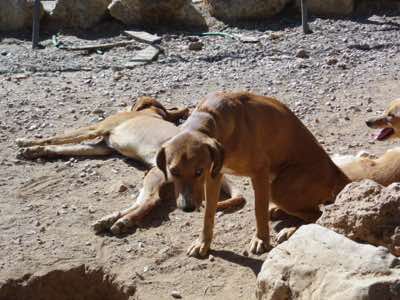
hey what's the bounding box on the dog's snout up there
[366,119,374,128]
[178,187,198,213]
[366,116,387,129]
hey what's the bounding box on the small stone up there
[188,41,204,51]
[270,32,282,40]
[171,291,182,299]
[209,254,215,262]
[92,108,105,115]
[117,184,128,193]
[124,30,162,44]
[242,249,249,257]
[88,207,96,214]
[113,72,123,81]
[326,58,338,65]
[296,49,309,59]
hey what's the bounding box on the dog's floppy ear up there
[207,139,224,178]
[156,147,168,180]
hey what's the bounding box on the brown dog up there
[335,99,400,186]
[16,97,245,235]
[156,91,350,257]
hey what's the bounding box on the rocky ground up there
[1,6,400,300]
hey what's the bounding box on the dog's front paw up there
[110,217,134,236]
[249,235,271,255]
[276,227,297,244]
[16,138,33,147]
[187,239,210,258]
[91,212,122,234]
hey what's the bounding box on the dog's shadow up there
[210,250,265,275]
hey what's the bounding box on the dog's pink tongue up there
[376,127,394,141]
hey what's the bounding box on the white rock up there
[256,224,400,300]
[205,0,290,22]
[108,0,206,29]
[304,0,354,16]
[0,0,43,31]
[50,0,111,29]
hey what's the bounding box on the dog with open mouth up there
[366,99,400,141]
[335,99,400,186]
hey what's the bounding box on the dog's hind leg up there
[16,125,104,147]
[217,176,246,210]
[19,142,113,159]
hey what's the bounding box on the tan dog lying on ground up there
[333,99,400,186]
[16,97,245,235]
[155,91,350,257]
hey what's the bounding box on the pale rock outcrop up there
[50,0,111,29]
[0,0,43,31]
[108,0,207,29]
[204,0,291,22]
[317,179,400,256]
[256,224,400,300]
[303,0,354,16]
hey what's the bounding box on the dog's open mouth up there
[376,127,394,141]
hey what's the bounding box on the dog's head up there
[366,99,400,141]
[130,96,190,124]
[156,131,224,212]
[130,96,167,114]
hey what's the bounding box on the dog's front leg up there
[187,173,222,258]
[250,173,271,254]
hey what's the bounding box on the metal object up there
[301,0,311,34]
[32,0,41,49]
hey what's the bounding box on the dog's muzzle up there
[179,187,196,212]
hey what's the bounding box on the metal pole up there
[301,0,311,34]
[32,0,40,49]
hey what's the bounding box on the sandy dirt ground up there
[1,7,400,300]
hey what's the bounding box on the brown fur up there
[339,99,400,186]
[156,91,350,257]
[16,97,245,235]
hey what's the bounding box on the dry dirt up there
[1,6,400,300]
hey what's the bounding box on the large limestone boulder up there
[303,0,354,16]
[0,0,43,32]
[204,0,291,22]
[108,0,207,29]
[317,180,400,256]
[50,0,111,29]
[256,224,400,300]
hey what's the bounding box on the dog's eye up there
[170,168,180,177]
[195,168,203,177]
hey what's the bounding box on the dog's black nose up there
[366,120,373,127]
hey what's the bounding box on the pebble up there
[188,41,204,51]
[296,49,309,59]
[171,291,182,299]
[326,57,338,65]
[117,183,128,193]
